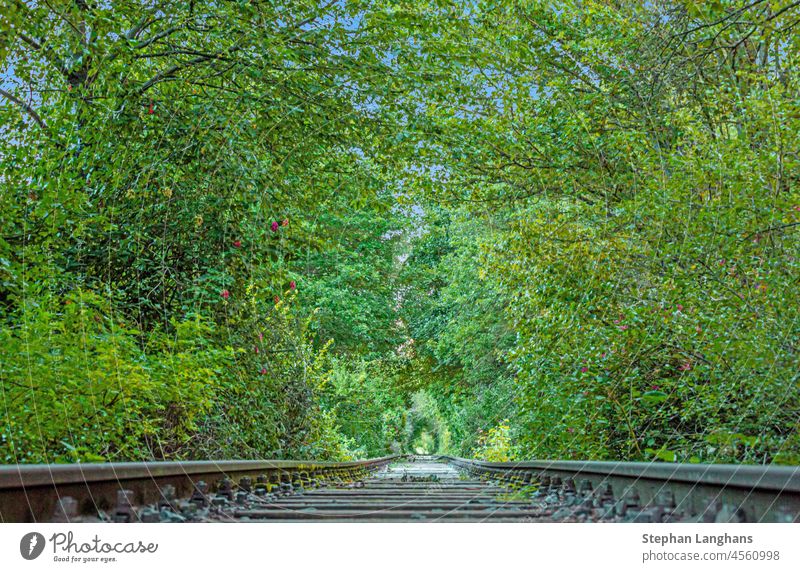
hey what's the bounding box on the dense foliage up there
[1,1,798,464]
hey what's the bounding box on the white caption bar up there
[1,523,798,571]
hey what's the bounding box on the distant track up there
[1,455,797,522]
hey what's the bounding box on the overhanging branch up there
[0,88,48,130]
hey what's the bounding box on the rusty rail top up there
[442,456,800,493]
[0,455,400,489]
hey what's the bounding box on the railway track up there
[1,455,798,522]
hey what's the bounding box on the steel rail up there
[0,455,399,522]
[442,456,800,522]
[443,456,800,491]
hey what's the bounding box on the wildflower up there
[651,385,660,390]
[271,221,279,232]
[148,102,154,114]
[677,304,684,312]
[580,366,588,373]
[274,295,280,304]
[258,332,264,342]
[260,368,267,375]
[619,325,628,331]
[289,280,296,291]
[678,362,692,371]
[233,240,242,247]
[221,289,230,300]
[566,427,575,434]
[718,258,726,266]
[254,346,259,354]
[282,218,289,227]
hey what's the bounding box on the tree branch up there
[135,25,187,49]
[136,46,241,95]
[0,88,48,130]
